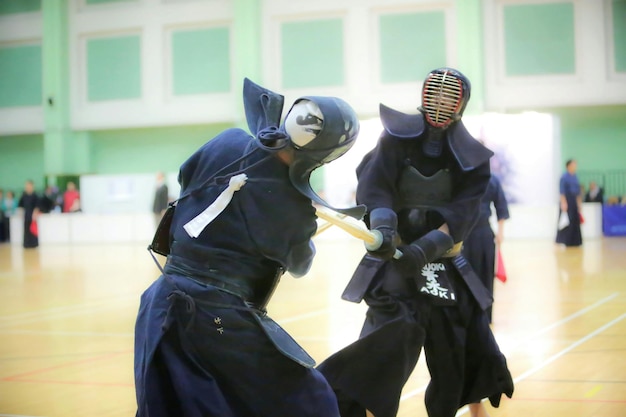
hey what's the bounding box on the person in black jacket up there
[18,179,40,249]
[584,181,604,203]
[317,68,513,417]
[556,159,583,247]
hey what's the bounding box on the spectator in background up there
[0,189,5,242]
[152,171,169,228]
[556,159,583,247]
[18,180,40,249]
[1,190,18,242]
[39,185,59,214]
[462,174,510,324]
[584,181,604,203]
[606,196,620,206]
[62,181,81,213]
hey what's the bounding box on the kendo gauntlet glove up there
[365,208,398,260]
[395,229,454,275]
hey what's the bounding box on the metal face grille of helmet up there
[421,69,467,129]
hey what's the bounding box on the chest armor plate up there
[397,165,452,209]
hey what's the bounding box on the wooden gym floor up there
[0,231,625,417]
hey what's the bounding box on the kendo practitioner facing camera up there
[134,78,364,417]
[317,68,514,417]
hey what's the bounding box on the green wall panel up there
[281,18,344,88]
[0,0,40,15]
[172,27,231,95]
[555,105,626,175]
[504,3,575,76]
[558,106,626,197]
[379,11,446,83]
[86,0,134,4]
[0,44,42,108]
[87,35,141,101]
[612,0,626,72]
[89,124,233,174]
[0,135,45,192]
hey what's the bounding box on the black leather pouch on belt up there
[149,205,175,256]
[248,267,283,311]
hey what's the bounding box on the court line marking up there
[269,309,328,324]
[480,396,626,404]
[0,297,324,328]
[1,378,134,388]
[0,291,619,396]
[583,385,603,398]
[1,350,131,382]
[454,311,626,416]
[0,414,47,417]
[0,296,138,328]
[0,308,328,338]
[399,293,619,402]
[508,312,625,383]
[0,329,133,337]
[0,294,139,320]
[502,292,619,352]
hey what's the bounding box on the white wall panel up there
[261,0,456,117]
[69,0,236,130]
[483,0,626,111]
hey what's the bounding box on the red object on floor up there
[496,248,507,283]
[29,220,38,236]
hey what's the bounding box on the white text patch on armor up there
[419,262,455,300]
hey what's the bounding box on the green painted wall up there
[281,18,344,88]
[232,0,262,125]
[555,105,626,169]
[504,2,575,75]
[0,0,40,15]
[379,11,446,83]
[86,0,133,4]
[88,124,233,174]
[455,0,484,115]
[172,27,231,95]
[0,44,42,107]
[0,135,45,192]
[613,0,626,72]
[1,1,624,201]
[550,105,626,195]
[43,0,82,178]
[0,124,235,192]
[87,35,142,101]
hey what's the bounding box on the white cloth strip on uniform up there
[183,173,248,238]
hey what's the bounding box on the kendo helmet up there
[242,78,365,219]
[283,96,359,174]
[420,67,471,129]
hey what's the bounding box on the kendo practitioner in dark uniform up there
[556,159,583,247]
[462,174,510,323]
[133,78,365,417]
[317,68,514,417]
[18,179,40,249]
